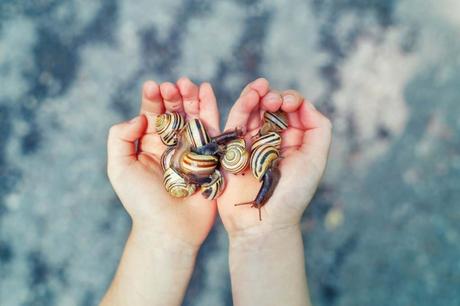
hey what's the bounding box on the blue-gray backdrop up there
[1,0,459,305]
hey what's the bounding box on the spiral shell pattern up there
[221,139,249,174]
[263,111,288,133]
[185,118,211,149]
[155,113,186,146]
[250,144,280,181]
[163,167,196,198]
[201,170,225,200]
[161,147,175,171]
[251,132,282,151]
[179,151,218,177]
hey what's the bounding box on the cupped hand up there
[107,78,220,249]
[217,78,332,237]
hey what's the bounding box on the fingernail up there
[307,101,316,110]
[265,93,279,102]
[129,116,140,124]
[283,95,296,104]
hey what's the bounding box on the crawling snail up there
[235,111,288,220]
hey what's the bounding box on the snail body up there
[201,170,225,200]
[155,113,186,146]
[163,167,196,198]
[221,139,249,174]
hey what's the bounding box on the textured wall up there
[1,1,459,305]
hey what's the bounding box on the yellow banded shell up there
[260,111,288,135]
[163,167,196,198]
[179,151,218,178]
[221,139,249,174]
[185,118,210,149]
[201,170,225,200]
[161,147,175,171]
[155,113,186,146]
[250,144,280,181]
[251,132,282,151]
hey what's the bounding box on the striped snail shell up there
[260,111,288,135]
[155,112,186,146]
[163,167,196,198]
[185,118,211,149]
[201,170,225,200]
[221,139,249,174]
[250,143,280,181]
[251,131,282,151]
[161,147,175,171]
[179,151,218,178]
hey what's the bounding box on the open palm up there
[107,78,220,248]
[217,79,332,236]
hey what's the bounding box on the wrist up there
[229,223,302,254]
[130,223,199,268]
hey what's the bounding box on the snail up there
[161,147,175,171]
[259,110,288,136]
[235,111,287,220]
[221,139,249,174]
[185,118,211,149]
[155,112,186,146]
[163,167,196,198]
[201,170,225,200]
[179,151,218,179]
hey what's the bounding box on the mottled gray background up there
[1,0,459,305]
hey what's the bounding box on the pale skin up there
[101,78,332,306]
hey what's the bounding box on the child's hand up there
[107,78,220,249]
[217,78,332,237]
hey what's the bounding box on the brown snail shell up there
[250,143,280,181]
[161,147,175,171]
[251,131,282,151]
[221,139,249,174]
[201,170,225,200]
[185,118,211,149]
[179,151,218,178]
[163,167,196,198]
[155,113,186,146]
[260,111,288,135]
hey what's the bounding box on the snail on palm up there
[235,111,288,220]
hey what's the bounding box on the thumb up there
[107,115,147,178]
[298,101,332,178]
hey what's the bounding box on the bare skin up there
[101,78,221,306]
[217,78,332,306]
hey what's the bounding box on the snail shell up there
[163,167,196,198]
[161,147,175,171]
[185,118,211,149]
[260,111,288,135]
[251,132,282,151]
[201,170,225,200]
[179,151,218,178]
[250,144,280,181]
[221,139,249,174]
[155,113,186,146]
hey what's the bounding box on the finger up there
[199,82,220,137]
[299,101,333,170]
[240,77,270,97]
[261,90,282,112]
[281,90,304,113]
[141,81,164,134]
[224,89,260,131]
[107,115,147,175]
[160,82,184,113]
[177,77,200,119]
